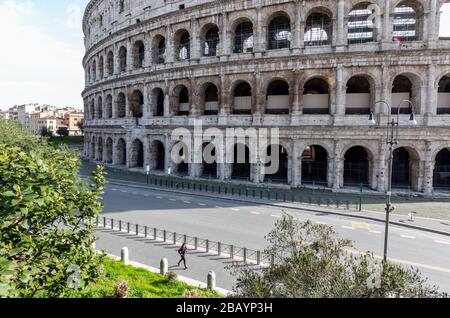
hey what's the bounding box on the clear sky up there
[0,0,449,110]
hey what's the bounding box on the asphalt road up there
[95,183,450,293]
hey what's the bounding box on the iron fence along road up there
[97,216,274,267]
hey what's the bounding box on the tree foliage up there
[230,214,447,298]
[0,119,106,297]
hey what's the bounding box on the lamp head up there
[408,113,417,126]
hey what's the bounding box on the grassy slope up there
[67,258,220,298]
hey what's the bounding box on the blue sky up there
[0,0,449,110]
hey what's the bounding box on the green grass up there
[67,258,221,298]
[48,136,84,146]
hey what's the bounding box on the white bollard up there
[121,247,129,265]
[207,271,216,291]
[160,258,168,276]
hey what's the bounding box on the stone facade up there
[82,0,450,194]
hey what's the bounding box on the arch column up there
[332,141,342,190]
[220,13,231,59]
[165,25,174,64]
[126,39,133,72]
[112,137,119,165]
[143,135,150,169]
[381,0,391,46]
[254,6,264,55]
[423,142,435,194]
[335,65,346,116]
[164,134,172,174]
[426,64,438,118]
[291,141,302,187]
[191,18,200,60]
[377,141,388,193]
[164,86,170,117]
[336,0,346,51]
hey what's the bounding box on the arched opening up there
[301,145,328,186]
[202,142,217,178]
[344,146,371,187]
[90,137,96,158]
[117,138,127,166]
[92,60,97,81]
[97,96,103,119]
[392,75,413,114]
[105,94,113,119]
[268,15,291,50]
[99,56,104,79]
[232,143,251,180]
[173,142,189,176]
[119,46,127,72]
[204,84,219,115]
[152,88,165,117]
[175,86,190,116]
[434,148,450,190]
[105,138,113,163]
[233,21,254,53]
[90,100,95,119]
[303,78,330,114]
[392,147,412,189]
[87,66,90,83]
[264,145,288,184]
[149,140,165,171]
[233,81,252,115]
[153,35,166,64]
[130,90,144,119]
[117,93,126,118]
[266,80,290,114]
[202,25,220,57]
[131,139,144,168]
[348,3,376,44]
[97,137,103,161]
[393,1,424,42]
[346,76,372,115]
[106,51,114,76]
[176,30,190,61]
[132,40,145,68]
[305,11,332,46]
[438,75,450,114]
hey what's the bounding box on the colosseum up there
[82,0,450,195]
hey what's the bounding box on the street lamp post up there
[369,100,417,262]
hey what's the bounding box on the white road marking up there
[271,215,282,218]
[112,188,118,191]
[342,225,354,230]
[198,203,207,206]
[369,230,382,235]
[231,208,240,212]
[170,199,176,202]
[121,190,128,193]
[156,196,163,199]
[183,201,191,204]
[250,211,261,215]
[434,240,450,245]
[400,234,416,240]
[351,222,371,230]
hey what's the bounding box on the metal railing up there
[97,216,273,266]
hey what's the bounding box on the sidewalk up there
[81,161,450,237]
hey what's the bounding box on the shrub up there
[165,272,178,283]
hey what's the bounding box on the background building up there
[82,0,450,195]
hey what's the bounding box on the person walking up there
[177,243,188,270]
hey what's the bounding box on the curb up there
[106,179,450,237]
[104,253,232,297]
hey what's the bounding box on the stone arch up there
[265,78,291,115]
[105,137,113,163]
[91,59,97,81]
[151,87,165,117]
[171,141,190,176]
[129,89,144,118]
[232,80,253,115]
[264,144,289,184]
[90,99,95,119]
[97,96,103,119]
[267,12,292,50]
[116,92,126,118]
[200,23,220,57]
[347,1,378,44]
[152,34,166,64]
[201,142,218,178]
[392,0,425,42]
[90,136,96,158]
[132,40,145,68]
[231,143,251,181]
[303,76,330,114]
[433,147,450,190]
[98,55,104,79]
[106,50,114,76]
[345,74,376,115]
[232,17,254,53]
[116,138,127,166]
[105,94,113,118]
[130,139,144,168]
[304,7,333,46]
[200,82,219,115]
[149,139,166,171]
[391,72,423,114]
[437,74,450,114]
[343,145,374,188]
[392,146,421,191]
[174,29,190,61]
[118,46,127,72]
[301,144,330,187]
[171,84,190,116]
[97,137,103,161]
